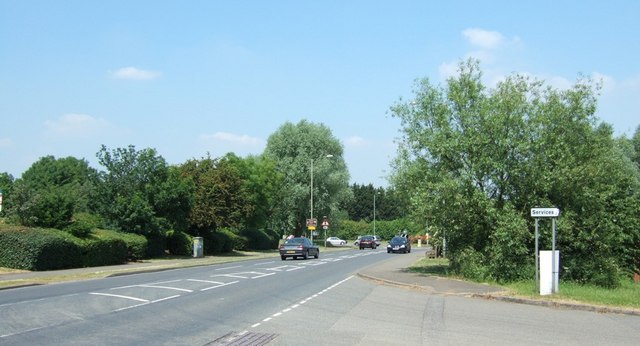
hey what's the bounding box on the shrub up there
[166,230,193,256]
[240,228,278,250]
[0,228,82,270]
[102,230,148,261]
[450,247,490,282]
[78,234,128,267]
[65,212,103,238]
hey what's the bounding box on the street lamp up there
[310,154,333,242]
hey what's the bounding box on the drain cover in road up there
[205,331,278,345]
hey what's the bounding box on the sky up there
[1,1,639,187]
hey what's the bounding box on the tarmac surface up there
[1,247,639,316]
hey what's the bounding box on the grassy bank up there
[409,257,640,309]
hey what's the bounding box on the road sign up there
[530,208,560,218]
[321,216,329,227]
[306,218,317,227]
[322,225,328,230]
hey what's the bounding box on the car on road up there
[387,236,411,253]
[354,235,381,247]
[359,235,377,249]
[279,237,319,260]
[326,237,347,246]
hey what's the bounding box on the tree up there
[7,156,98,229]
[340,184,407,222]
[95,145,191,237]
[390,58,640,286]
[263,120,351,235]
[0,172,14,216]
[179,154,249,234]
[221,153,284,230]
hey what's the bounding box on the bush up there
[65,212,103,238]
[103,230,148,261]
[450,247,490,282]
[78,234,128,267]
[240,228,278,250]
[166,230,193,256]
[0,228,82,270]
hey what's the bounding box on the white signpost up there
[531,208,560,295]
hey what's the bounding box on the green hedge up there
[0,227,149,271]
[0,228,82,270]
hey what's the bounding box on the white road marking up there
[89,292,149,302]
[250,276,354,328]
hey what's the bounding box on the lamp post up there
[310,154,333,242]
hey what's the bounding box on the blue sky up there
[1,1,639,187]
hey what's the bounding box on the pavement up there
[1,247,639,316]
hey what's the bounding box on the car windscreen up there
[390,237,406,245]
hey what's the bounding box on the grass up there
[408,257,640,310]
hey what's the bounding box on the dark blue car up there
[387,236,411,253]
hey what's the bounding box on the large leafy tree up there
[179,154,250,234]
[0,172,14,216]
[391,59,640,286]
[7,156,98,229]
[263,120,351,235]
[95,145,192,237]
[221,153,284,230]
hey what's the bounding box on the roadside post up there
[531,207,560,295]
[322,216,329,248]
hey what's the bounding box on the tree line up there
[2,59,639,288]
[390,59,640,288]
[0,121,405,256]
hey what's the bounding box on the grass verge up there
[408,257,640,309]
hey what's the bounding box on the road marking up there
[89,292,149,302]
[250,276,354,329]
[136,284,193,292]
[200,280,239,291]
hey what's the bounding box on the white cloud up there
[0,137,12,148]
[198,132,265,158]
[200,132,263,146]
[438,61,458,80]
[463,28,505,49]
[111,66,161,80]
[344,135,366,147]
[44,113,111,137]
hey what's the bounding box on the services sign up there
[530,208,560,218]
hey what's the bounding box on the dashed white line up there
[250,276,354,328]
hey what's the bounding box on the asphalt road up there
[1,248,639,345]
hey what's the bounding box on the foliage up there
[77,233,128,267]
[65,212,103,238]
[95,145,192,237]
[391,58,640,287]
[340,184,407,221]
[0,172,14,217]
[0,227,82,270]
[7,156,98,229]
[105,229,148,261]
[165,229,193,256]
[263,120,352,234]
[240,228,279,250]
[222,154,284,230]
[179,155,251,234]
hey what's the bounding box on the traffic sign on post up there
[531,208,560,218]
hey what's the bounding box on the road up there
[1,248,639,345]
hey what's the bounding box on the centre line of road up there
[248,275,354,329]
